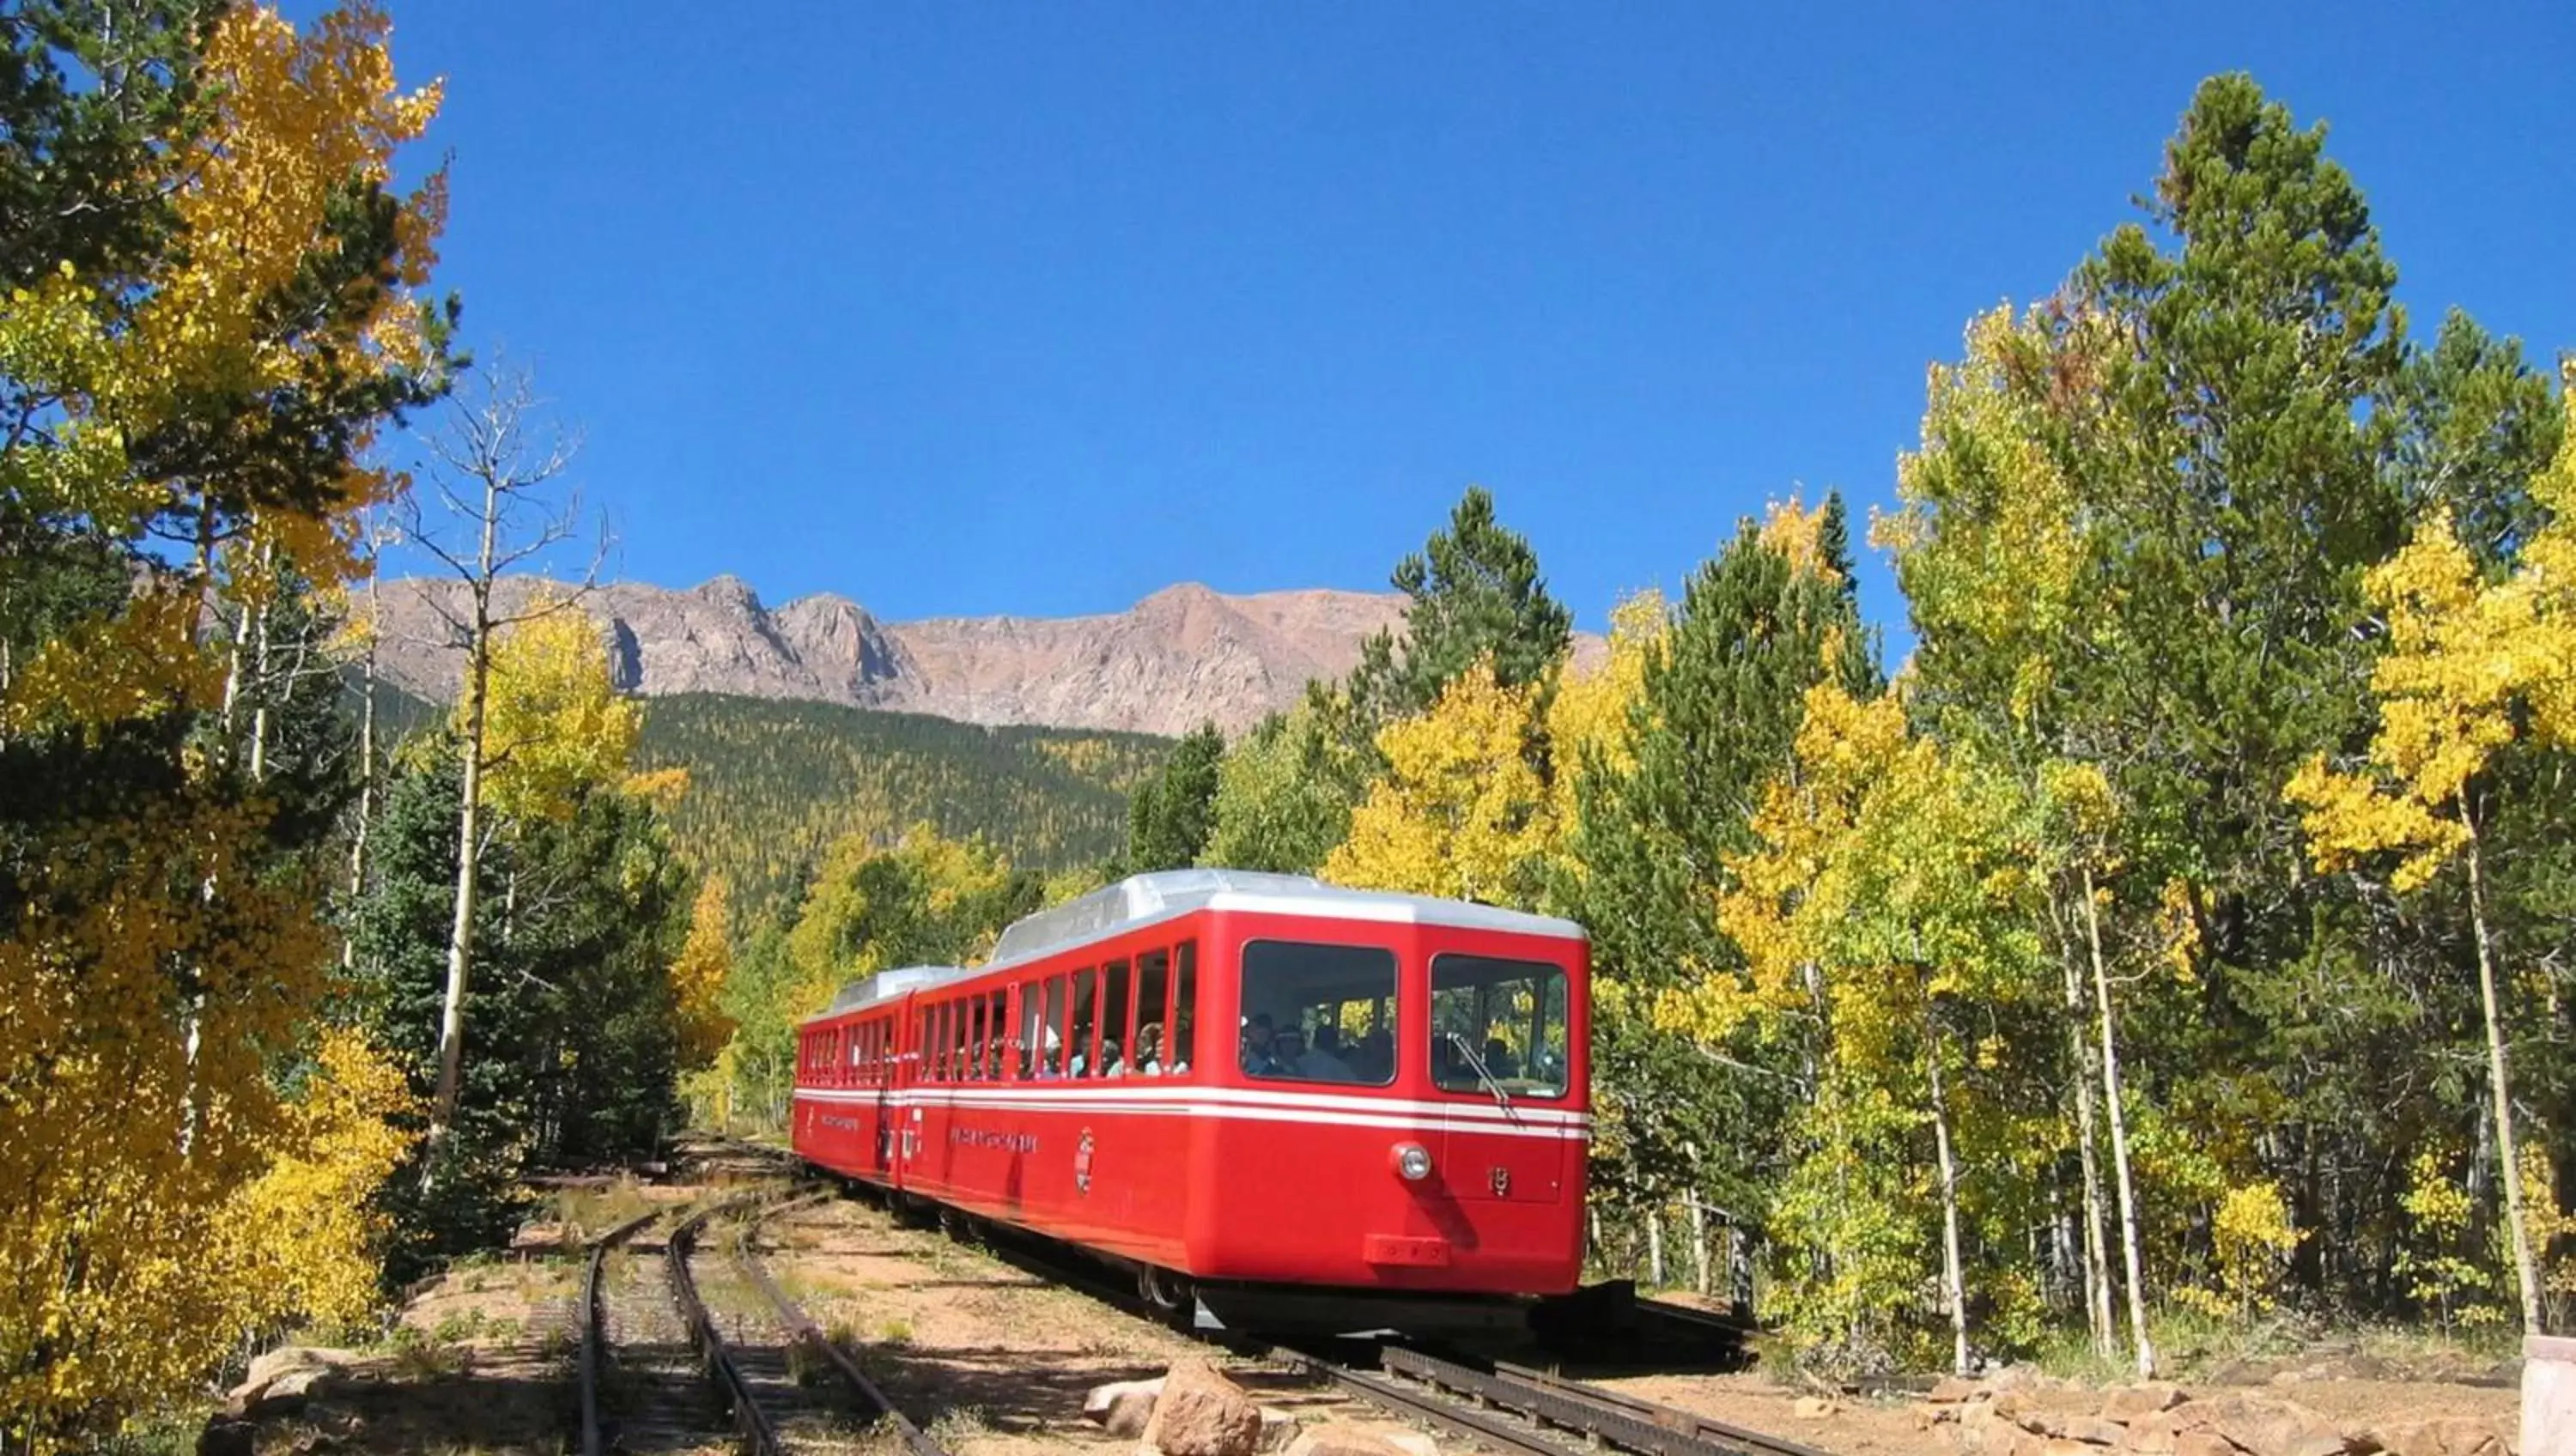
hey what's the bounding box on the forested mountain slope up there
[633,694,1167,916]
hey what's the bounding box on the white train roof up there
[816,963,973,1020]
[801,871,1583,1028]
[987,869,1584,970]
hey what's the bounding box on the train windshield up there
[1239,940,1397,1086]
[1430,954,1570,1100]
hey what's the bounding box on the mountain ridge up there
[372,573,1407,737]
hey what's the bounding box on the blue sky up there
[373,3,2573,645]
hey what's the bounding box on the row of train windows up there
[799,940,1200,1085]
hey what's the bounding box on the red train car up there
[790,870,1590,1330]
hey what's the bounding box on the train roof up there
[799,872,1584,1028]
[985,868,1584,971]
[814,963,972,1021]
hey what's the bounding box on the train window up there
[1429,954,1570,1100]
[1135,949,1170,1075]
[985,990,1007,1079]
[1240,941,1395,1087]
[965,997,987,1082]
[1172,941,1196,1077]
[1068,969,1097,1077]
[1036,975,1065,1077]
[1099,959,1132,1077]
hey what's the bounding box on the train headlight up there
[1392,1141,1434,1182]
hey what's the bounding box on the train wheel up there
[938,1205,972,1242]
[890,1194,935,1229]
[1137,1265,1193,1325]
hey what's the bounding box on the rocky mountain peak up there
[369,574,1408,737]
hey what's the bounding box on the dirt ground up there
[1601,1363,2524,1456]
[756,1197,1371,1456]
[210,1167,2536,1456]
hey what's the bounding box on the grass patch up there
[927,1405,995,1444]
[556,1174,659,1241]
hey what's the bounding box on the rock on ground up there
[2199,1392,2354,1456]
[2367,1417,2512,1456]
[1087,1376,1168,1439]
[225,1346,357,1419]
[1143,1358,1267,1456]
[2104,1386,2190,1424]
[1284,1423,1443,1456]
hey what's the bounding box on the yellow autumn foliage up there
[0,7,446,1442]
[2287,377,2576,890]
[1324,593,1664,908]
[0,801,334,1435]
[671,877,738,1071]
[216,1030,419,1335]
[475,604,647,823]
[0,3,444,710]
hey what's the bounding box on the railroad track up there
[1264,1343,1826,1456]
[593,1190,951,1456]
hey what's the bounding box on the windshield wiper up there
[1447,1032,1519,1122]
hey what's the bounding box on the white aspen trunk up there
[344,553,382,969]
[1647,1209,1667,1286]
[2462,814,2543,1333]
[2061,912,2117,1358]
[1690,1198,1712,1297]
[2082,864,2156,1377]
[1927,1008,1971,1376]
[246,556,275,782]
[425,478,502,1182]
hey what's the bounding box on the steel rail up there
[1489,1359,1831,1456]
[667,1192,789,1456]
[1634,1297,1759,1341]
[731,1195,951,1456]
[579,1205,667,1456]
[1267,1346,1594,1456]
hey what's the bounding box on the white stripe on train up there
[790,1086,1592,1142]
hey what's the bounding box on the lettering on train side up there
[1074,1127,1095,1194]
[948,1125,1040,1154]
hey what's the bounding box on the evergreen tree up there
[1348,485,1574,726]
[1564,499,1876,1231]
[1126,721,1225,872]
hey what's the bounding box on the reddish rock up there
[2105,1386,2191,1425]
[2044,1415,2131,1446]
[1143,1359,1265,1456]
[2201,1394,2349,1456]
[2174,1433,2239,1456]
[1932,1377,1986,1403]
[1282,1424,1420,1456]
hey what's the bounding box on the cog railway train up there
[789,869,1591,1332]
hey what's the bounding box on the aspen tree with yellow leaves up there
[2287,373,2576,1334]
[395,366,603,1180]
[0,3,451,1442]
[1886,304,2165,1372]
[672,876,739,1070]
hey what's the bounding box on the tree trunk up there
[1647,1208,1667,1286]
[2082,864,2156,1376]
[343,590,378,971]
[246,546,276,782]
[2461,811,2542,1333]
[2061,914,2117,1358]
[1690,1198,1711,1297]
[424,480,502,1181]
[1926,1007,1971,1376]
